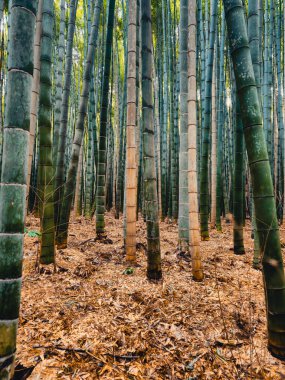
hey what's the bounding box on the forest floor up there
[16,212,285,380]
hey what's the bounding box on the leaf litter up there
[17,213,285,379]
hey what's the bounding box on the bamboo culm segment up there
[178,0,189,251]
[233,98,245,255]
[248,0,261,268]
[53,0,66,163]
[57,0,103,248]
[27,0,43,206]
[199,0,218,240]
[223,0,285,359]
[188,0,203,281]
[0,1,37,378]
[55,0,78,240]
[38,0,55,265]
[95,0,116,236]
[215,13,225,232]
[125,0,137,262]
[141,0,162,280]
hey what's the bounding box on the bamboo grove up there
[1,0,285,377]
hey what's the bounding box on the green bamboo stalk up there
[161,0,168,220]
[199,0,218,240]
[0,0,4,23]
[84,75,95,218]
[74,145,83,216]
[216,13,225,231]
[141,0,162,280]
[154,67,162,218]
[84,2,95,219]
[0,0,37,376]
[37,0,55,265]
[178,0,189,250]
[248,0,261,268]
[168,0,178,221]
[205,0,209,47]
[135,0,141,220]
[95,0,116,235]
[57,0,102,248]
[210,49,217,230]
[273,1,284,223]
[55,0,78,238]
[106,122,114,210]
[223,0,285,359]
[27,0,43,206]
[85,114,94,218]
[267,0,274,172]
[53,0,66,162]
[115,83,126,218]
[115,44,127,219]
[233,97,245,254]
[197,0,205,184]
[263,0,273,167]
[0,33,4,177]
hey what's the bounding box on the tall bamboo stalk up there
[27,0,43,205]
[188,0,203,281]
[125,0,137,262]
[141,0,162,280]
[216,13,225,231]
[53,0,66,162]
[248,0,261,267]
[57,0,102,248]
[233,97,245,254]
[38,0,55,264]
[223,0,285,359]
[96,0,116,235]
[0,0,4,22]
[0,1,37,376]
[199,0,218,240]
[161,0,168,220]
[210,49,217,229]
[55,0,78,238]
[178,0,189,250]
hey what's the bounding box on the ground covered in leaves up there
[16,213,285,379]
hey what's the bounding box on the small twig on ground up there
[79,237,96,246]
[104,353,142,361]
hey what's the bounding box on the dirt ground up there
[15,212,285,379]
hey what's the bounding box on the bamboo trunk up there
[199,0,218,240]
[125,0,137,262]
[57,0,102,248]
[27,0,43,208]
[95,0,116,235]
[141,0,162,280]
[223,0,285,359]
[188,0,203,281]
[210,50,217,229]
[178,0,189,250]
[38,0,55,265]
[0,1,37,376]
